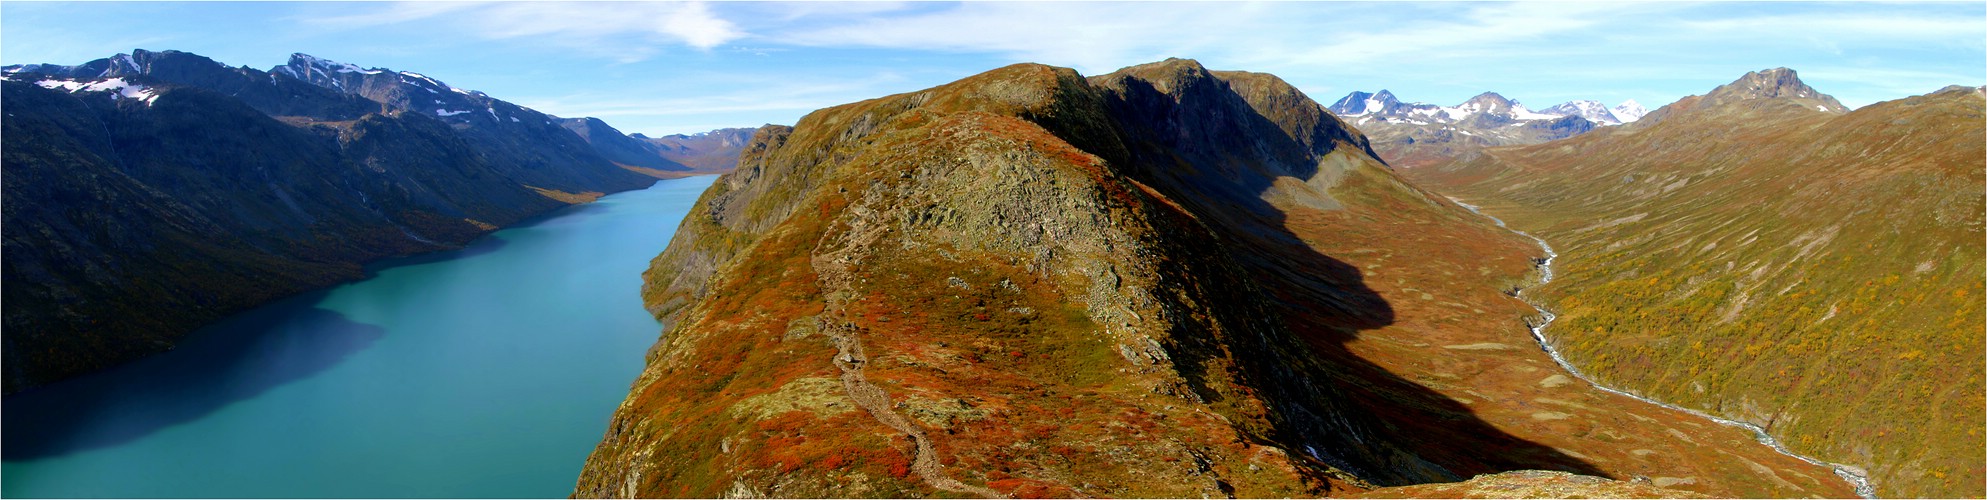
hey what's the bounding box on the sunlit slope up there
[1409,76,1985,498]
[577,60,1856,498]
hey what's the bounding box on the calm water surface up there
[2,177,714,498]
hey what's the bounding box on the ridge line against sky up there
[3,1,1981,136]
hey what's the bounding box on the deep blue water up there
[2,176,713,498]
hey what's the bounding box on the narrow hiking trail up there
[1449,198,1877,499]
[811,198,1006,499]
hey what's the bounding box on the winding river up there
[1449,198,1877,499]
[2,176,714,498]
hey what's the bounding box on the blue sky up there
[4,1,1982,136]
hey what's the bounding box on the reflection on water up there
[1,177,714,498]
[4,298,383,460]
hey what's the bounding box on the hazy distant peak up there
[1463,91,1513,108]
[1705,67,1847,112]
[1932,84,1986,97]
[1611,100,1648,122]
[1540,100,1620,124]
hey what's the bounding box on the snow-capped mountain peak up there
[1542,100,1623,125]
[1611,100,1648,123]
[1327,89,1651,128]
[271,53,389,91]
[278,53,384,77]
[1328,89,1404,116]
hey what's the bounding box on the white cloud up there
[304,1,743,57]
[659,2,741,50]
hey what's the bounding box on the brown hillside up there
[1407,76,1985,498]
[576,60,1858,498]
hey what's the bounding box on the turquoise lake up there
[1,176,714,498]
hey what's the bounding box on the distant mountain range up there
[1326,90,1646,167]
[0,49,742,394]
[1405,67,1983,499]
[558,118,757,175]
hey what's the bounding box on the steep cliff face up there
[0,50,664,394]
[1408,74,1984,498]
[579,59,1860,498]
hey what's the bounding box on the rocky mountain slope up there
[575,59,1857,498]
[1327,90,1643,168]
[1405,69,1984,498]
[0,49,685,394]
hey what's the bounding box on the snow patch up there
[1508,104,1559,120]
[435,108,471,117]
[36,77,161,105]
[1354,96,1385,115]
[299,53,383,75]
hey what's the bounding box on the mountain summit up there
[1328,89,1405,115]
[1703,67,1847,111]
[1610,99,1648,122]
[1634,67,1849,125]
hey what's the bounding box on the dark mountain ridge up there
[0,49,728,394]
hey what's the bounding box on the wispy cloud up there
[301,1,744,60]
[1679,12,1987,42]
[772,2,1279,74]
[513,71,913,133]
[1268,2,1652,68]
[298,2,480,29]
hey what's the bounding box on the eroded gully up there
[1448,198,1876,499]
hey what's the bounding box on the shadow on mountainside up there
[1090,69,1607,486]
[0,187,634,461]
[2,291,384,460]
